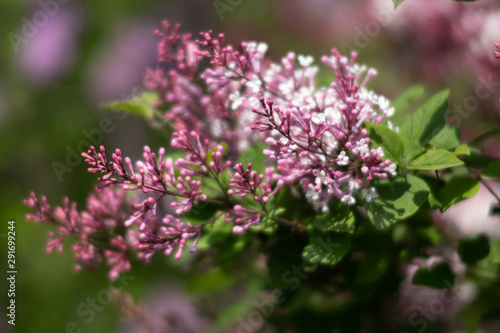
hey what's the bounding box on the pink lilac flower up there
[369,0,500,79]
[18,9,82,84]
[24,187,134,280]
[82,145,208,220]
[432,182,500,239]
[228,163,283,203]
[195,30,397,212]
[397,253,475,323]
[172,130,231,178]
[116,285,210,333]
[88,21,157,102]
[138,215,203,260]
[227,205,261,235]
[25,21,397,270]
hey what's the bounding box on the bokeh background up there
[1,0,500,332]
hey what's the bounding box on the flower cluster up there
[24,21,398,278]
[369,0,500,79]
[23,188,133,280]
[82,145,207,217]
[138,215,202,260]
[228,163,282,203]
[172,129,231,178]
[195,32,397,211]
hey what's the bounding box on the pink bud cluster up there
[228,163,282,203]
[82,145,207,219]
[145,22,255,156]
[172,129,231,178]
[139,215,202,260]
[23,188,133,280]
[227,205,261,235]
[155,21,199,79]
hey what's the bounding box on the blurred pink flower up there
[18,8,83,84]
[398,254,476,323]
[433,182,500,239]
[119,284,209,333]
[369,0,500,78]
[87,21,157,102]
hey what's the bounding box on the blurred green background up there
[1,0,499,332]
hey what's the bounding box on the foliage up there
[21,19,500,333]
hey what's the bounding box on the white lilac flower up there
[298,55,314,67]
[352,139,370,157]
[341,195,356,206]
[362,187,379,202]
[377,96,395,117]
[229,92,242,110]
[313,169,328,185]
[337,151,349,165]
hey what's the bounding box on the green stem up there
[467,128,500,146]
[466,166,500,205]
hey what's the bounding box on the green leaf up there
[391,85,425,116]
[186,268,233,293]
[397,90,449,158]
[213,237,248,264]
[201,170,231,197]
[182,201,220,224]
[429,125,460,150]
[439,176,479,212]
[393,0,406,8]
[302,230,351,267]
[365,174,430,230]
[239,143,268,175]
[313,201,355,233]
[408,149,464,170]
[412,262,455,289]
[468,128,500,145]
[205,214,232,246]
[251,208,285,234]
[418,226,442,245]
[481,161,500,179]
[365,122,404,164]
[419,176,443,210]
[354,252,389,284]
[458,234,490,265]
[454,144,470,156]
[463,153,497,169]
[104,91,157,119]
[455,294,498,333]
[213,279,264,329]
[267,240,305,289]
